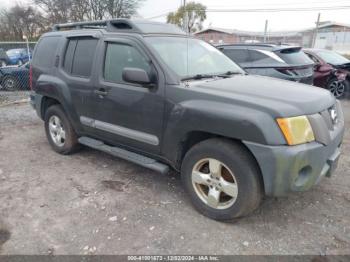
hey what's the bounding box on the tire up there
[181,138,263,221]
[1,75,19,91]
[44,105,80,155]
[0,60,6,67]
[17,60,23,66]
[327,78,349,99]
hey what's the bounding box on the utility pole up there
[264,20,268,43]
[312,13,321,48]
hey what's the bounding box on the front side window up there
[145,37,243,79]
[104,42,151,84]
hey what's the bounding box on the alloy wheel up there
[191,158,238,209]
[3,77,17,91]
[48,115,66,147]
[329,80,345,98]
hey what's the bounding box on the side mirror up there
[122,67,152,86]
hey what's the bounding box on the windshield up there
[145,37,244,79]
[315,50,350,65]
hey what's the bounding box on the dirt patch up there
[0,228,11,249]
[101,180,126,192]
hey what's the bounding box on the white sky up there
[1,0,350,32]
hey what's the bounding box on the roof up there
[317,21,350,29]
[52,19,186,35]
[218,43,301,51]
[194,26,301,37]
[195,21,350,36]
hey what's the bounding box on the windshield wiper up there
[216,71,243,78]
[181,74,216,81]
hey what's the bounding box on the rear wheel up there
[44,105,80,154]
[17,60,23,66]
[181,138,263,221]
[1,75,19,91]
[327,78,349,99]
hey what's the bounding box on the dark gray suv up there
[218,43,315,85]
[30,19,344,221]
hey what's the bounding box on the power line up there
[206,6,350,12]
[208,0,350,8]
[146,5,350,19]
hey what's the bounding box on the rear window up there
[63,37,98,78]
[32,36,60,68]
[276,48,313,65]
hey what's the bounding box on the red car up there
[304,49,349,99]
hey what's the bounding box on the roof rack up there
[52,19,186,35]
[52,19,139,32]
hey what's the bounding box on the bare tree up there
[0,5,45,41]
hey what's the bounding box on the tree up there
[0,5,46,41]
[104,0,143,19]
[33,0,144,24]
[167,2,206,33]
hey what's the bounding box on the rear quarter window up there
[32,36,61,68]
[222,48,249,64]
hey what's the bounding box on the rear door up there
[85,36,165,155]
[57,35,100,134]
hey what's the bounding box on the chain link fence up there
[0,42,36,105]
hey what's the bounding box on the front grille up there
[308,101,343,145]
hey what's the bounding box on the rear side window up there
[222,49,249,64]
[63,37,98,78]
[249,50,282,65]
[32,36,60,68]
[104,43,151,84]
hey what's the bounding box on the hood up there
[188,74,335,117]
[332,62,350,72]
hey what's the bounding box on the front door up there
[84,38,165,155]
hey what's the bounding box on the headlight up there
[276,116,315,145]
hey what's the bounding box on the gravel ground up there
[0,100,349,255]
[0,91,30,105]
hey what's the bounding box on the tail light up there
[29,64,33,90]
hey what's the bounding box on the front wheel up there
[327,78,349,99]
[181,138,263,221]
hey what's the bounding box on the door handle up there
[94,88,108,96]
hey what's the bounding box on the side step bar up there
[78,136,169,174]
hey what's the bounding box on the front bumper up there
[244,108,345,196]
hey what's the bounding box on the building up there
[311,21,350,53]
[194,27,303,46]
[194,21,350,53]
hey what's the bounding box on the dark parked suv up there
[30,19,344,221]
[218,43,314,84]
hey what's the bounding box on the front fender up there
[162,99,286,166]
